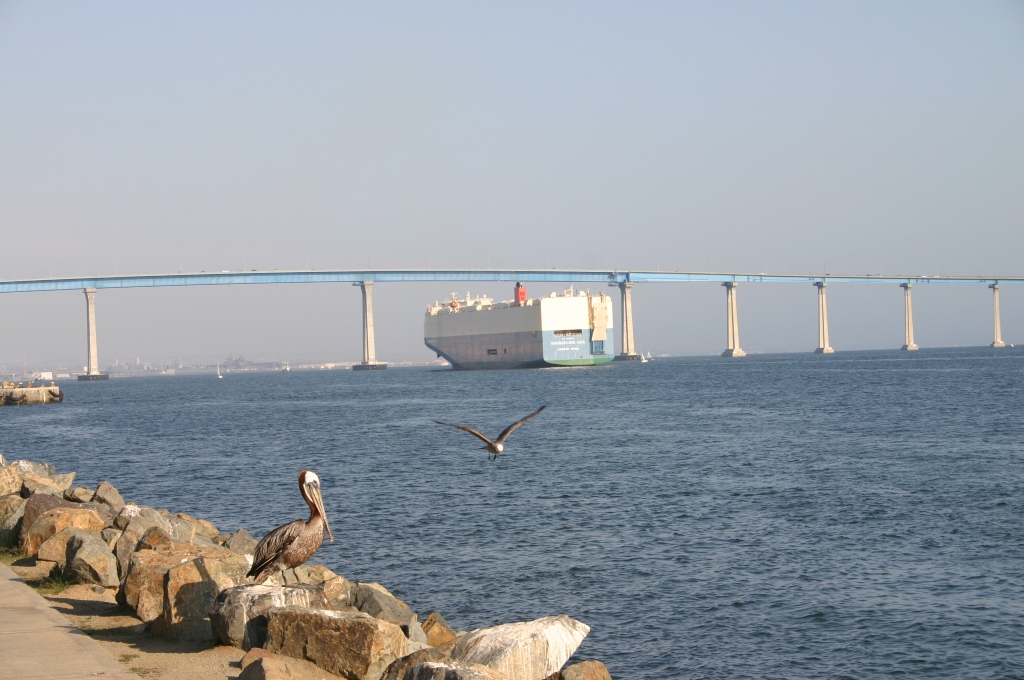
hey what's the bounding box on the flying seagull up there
[434,406,547,460]
[247,470,333,584]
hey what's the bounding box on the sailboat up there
[217,362,223,379]
[638,347,649,363]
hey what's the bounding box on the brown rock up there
[19,494,74,545]
[36,527,103,569]
[155,553,251,641]
[8,460,56,477]
[559,661,612,680]
[266,563,338,587]
[16,559,58,581]
[240,655,348,680]
[66,533,120,587]
[210,584,332,651]
[64,486,95,503]
[382,647,451,680]
[0,495,27,546]
[20,471,63,497]
[242,648,278,670]
[0,465,21,497]
[137,525,175,551]
[176,512,219,538]
[404,660,511,680]
[22,507,106,556]
[322,575,354,609]
[451,616,590,680]
[121,543,235,622]
[92,481,125,513]
[265,606,409,680]
[422,612,457,648]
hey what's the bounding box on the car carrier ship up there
[424,283,614,370]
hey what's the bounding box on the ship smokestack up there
[514,282,527,307]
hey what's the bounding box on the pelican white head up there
[298,470,333,542]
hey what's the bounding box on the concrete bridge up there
[1,269,1019,377]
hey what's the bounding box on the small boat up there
[282,364,292,372]
[217,363,223,379]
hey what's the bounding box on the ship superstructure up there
[424,283,614,369]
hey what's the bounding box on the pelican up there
[247,470,333,584]
[434,406,546,460]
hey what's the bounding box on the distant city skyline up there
[1,1,1021,365]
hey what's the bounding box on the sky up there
[1,1,1022,369]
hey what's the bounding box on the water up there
[2,347,1022,679]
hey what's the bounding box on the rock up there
[20,471,64,497]
[450,616,590,680]
[422,612,457,648]
[438,635,463,656]
[0,453,6,466]
[64,486,95,503]
[51,472,76,492]
[175,513,219,538]
[322,575,354,609]
[0,465,22,496]
[17,559,58,581]
[0,495,27,546]
[225,528,259,555]
[19,494,74,545]
[120,543,236,622]
[37,528,103,570]
[210,583,330,650]
[137,525,175,551]
[66,534,120,587]
[101,527,122,550]
[114,503,143,529]
[240,654,348,680]
[265,564,338,587]
[79,502,115,527]
[404,660,511,680]
[22,507,106,556]
[557,661,612,680]
[8,460,56,478]
[92,481,125,513]
[242,648,278,670]
[353,582,428,645]
[265,606,409,680]
[114,510,174,576]
[153,552,251,641]
[382,648,451,680]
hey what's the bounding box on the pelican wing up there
[247,519,305,580]
[495,406,547,444]
[434,420,495,446]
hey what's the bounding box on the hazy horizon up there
[2,1,1021,367]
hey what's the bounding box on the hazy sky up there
[2,1,1022,368]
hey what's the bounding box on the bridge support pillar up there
[721,282,746,357]
[990,284,1005,348]
[901,283,919,351]
[352,281,387,370]
[814,282,834,354]
[614,282,640,360]
[78,288,108,381]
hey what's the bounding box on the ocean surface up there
[2,347,1022,679]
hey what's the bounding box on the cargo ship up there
[424,283,614,370]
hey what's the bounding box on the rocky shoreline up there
[0,455,612,680]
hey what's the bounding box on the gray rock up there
[154,553,251,642]
[66,534,119,587]
[92,481,125,513]
[51,472,76,493]
[404,660,511,680]
[114,511,174,577]
[114,503,143,529]
[8,460,56,478]
[450,616,590,680]
[79,502,115,527]
[101,527,122,550]
[353,582,428,645]
[20,472,63,497]
[210,583,331,651]
[64,486,95,503]
[382,648,451,680]
[0,495,27,547]
[37,527,103,570]
[224,528,259,555]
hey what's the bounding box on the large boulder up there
[153,553,251,641]
[8,460,56,478]
[404,661,510,680]
[0,495,26,546]
[20,471,64,497]
[266,564,339,587]
[382,648,451,680]
[211,583,331,650]
[92,481,125,513]
[64,486,95,503]
[114,503,143,529]
[36,527,103,570]
[422,612,457,648]
[66,533,120,587]
[352,583,428,645]
[239,652,349,680]
[18,494,74,544]
[120,542,236,622]
[265,606,409,680]
[225,528,259,555]
[51,472,76,492]
[175,513,219,538]
[0,465,22,496]
[114,510,175,575]
[22,507,106,556]
[450,616,590,680]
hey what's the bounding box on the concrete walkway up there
[0,562,135,680]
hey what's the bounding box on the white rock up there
[451,615,590,680]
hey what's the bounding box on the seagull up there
[434,406,547,460]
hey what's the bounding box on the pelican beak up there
[306,481,333,542]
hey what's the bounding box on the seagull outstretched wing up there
[433,420,496,447]
[495,406,546,444]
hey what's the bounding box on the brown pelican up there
[247,470,333,584]
[434,406,546,460]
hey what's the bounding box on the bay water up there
[2,347,1021,678]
